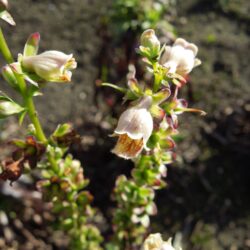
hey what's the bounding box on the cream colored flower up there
[112,96,153,159]
[22,50,77,82]
[142,234,182,250]
[160,38,201,75]
[142,233,163,250]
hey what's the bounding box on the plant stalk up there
[0,27,14,63]
[0,27,47,143]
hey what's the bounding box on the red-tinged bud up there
[23,32,41,57]
[1,65,18,89]
[140,29,161,59]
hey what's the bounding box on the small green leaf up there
[18,110,27,125]
[150,105,165,119]
[11,139,27,148]
[23,33,40,57]
[53,123,72,137]
[172,78,183,87]
[127,78,142,95]
[0,100,25,119]
[1,65,19,90]
[0,10,15,26]
[152,88,171,104]
[101,83,126,93]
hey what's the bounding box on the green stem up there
[25,95,47,143]
[0,27,47,143]
[152,62,161,92]
[0,27,14,63]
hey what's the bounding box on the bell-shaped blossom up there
[112,96,153,159]
[142,233,181,250]
[22,50,77,82]
[160,38,201,76]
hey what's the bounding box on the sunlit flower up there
[142,234,182,250]
[142,233,163,250]
[160,38,201,76]
[22,50,77,82]
[112,96,153,159]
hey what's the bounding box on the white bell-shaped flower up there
[160,38,201,75]
[112,96,153,159]
[22,50,77,82]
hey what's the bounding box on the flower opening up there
[112,96,153,159]
[22,50,77,82]
[160,38,201,76]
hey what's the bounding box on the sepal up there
[101,82,126,93]
[51,123,80,147]
[23,32,40,57]
[0,9,15,26]
[0,94,25,119]
[152,88,171,104]
[1,65,19,90]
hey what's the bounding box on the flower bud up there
[140,29,161,59]
[112,96,153,159]
[1,65,18,89]
[22,50,77,83]
[160,38,201,75]
[0,99,24,119]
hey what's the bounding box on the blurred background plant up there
[109,0,175,37]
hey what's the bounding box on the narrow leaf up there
[23,32,40,57]
[101,83,126,93]
[0,101,25,119]
[0,10,15,26]
[153,88,171,104]
[127,78,142,95]
[18,110,27,125]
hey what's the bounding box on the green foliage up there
[104,29,205,249]
[111,0,174,33]
[38,147,103,250]
[0,94,25,119]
